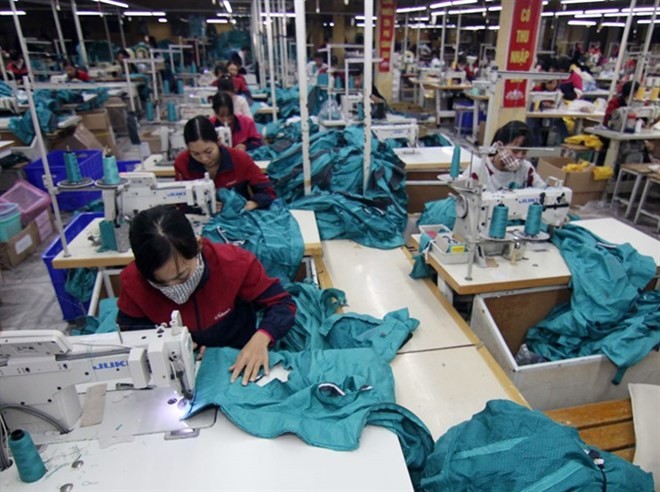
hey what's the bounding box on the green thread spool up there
[524,203,543,236]
[63,151,82,184]
[102,154,120,185]
[450,144,461,179]
[8,429,46,483]
[99,219,118,251]
[489,204,509,239]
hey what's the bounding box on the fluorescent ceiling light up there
[0,10,25,14]
[77,11,104,15]
[568,20,596,25]
[430,0,476,9]
[601,22,625,27]
[556,10,583,16]
[259,12,295,17]
[412,16,429,21]
[92,0,128,8]
[222,0,232,13]
[638,19,660,24]
[125,11,166,16]
[561,0,605,3]
[356,15,378,20]
[207,18,228,23]
[488,6,502,11]
[448,7,486,14]
[216,12,229,16]
[397,6,426,13]
[452,0,478,5]
[462,25,485,30]
[488,25,500,30]
[541,12,554,17]
[158,17,167,23]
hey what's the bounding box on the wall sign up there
[378,0,396,73]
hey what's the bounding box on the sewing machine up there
[449,179,572,264]
[215,125,232,148]
[102,171,216,223]
[371,122,419,148]
[341,94,363,118]
[0,312,195,435]
[529,91,563,110]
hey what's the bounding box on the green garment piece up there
[73,298,119,336]
[201,190,304,282]
[417,197,456,229]
[420,400,653,491]
[410,232,433,279]
[277,281,347,353]
[526,224,658,382]
[65,267,97,303]
[185,347,433,489]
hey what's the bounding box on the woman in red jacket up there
[174,116,275,211]
[117,206,295,385]
[228,60,251,99]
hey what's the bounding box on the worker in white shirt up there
[217,76,253,120]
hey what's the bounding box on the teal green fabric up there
[277,282,347,353]
[417,197,456,228]
[186,347,433,487]
[526,224,658,382]
[65,268,97,303]
[420,400,653,491]
[201,189,304,281]
[410,232,433,279]
[73,298,119,336]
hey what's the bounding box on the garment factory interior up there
[0,0,659,490]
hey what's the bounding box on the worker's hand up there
[243,200,259,211]
[235,143,247,152]
[215,200,223,213]
[192,343,206,361]
[229,331,271,385]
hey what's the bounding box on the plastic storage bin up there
[0,180,52,226]
[42,212,103,320]
[0,203,21,242]
[24,150,103,211]
[117,160,140,172]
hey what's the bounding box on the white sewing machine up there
[215,125,232,148]
[529,91,563,110]
[448,179,572,265]
[102,171,216,222]
[0,312,195,435]
[341,94,362,118]
[371,122,419,148]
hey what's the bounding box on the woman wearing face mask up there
[117,206,296,385]
[460,120,546,191]
[174,116,274,211]
[209,91,263,151]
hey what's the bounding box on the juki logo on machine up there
[93,360,128,370]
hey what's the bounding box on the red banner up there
[503,0,542,108]
[378,0,396,72]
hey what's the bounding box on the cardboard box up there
[79,109,111,132]
[537,157,608,206]
[140,130,162,154]
[93,127,119,158]
[0,221,38,270]
[470,286,660,410]
[52,124,104,152]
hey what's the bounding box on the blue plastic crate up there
[24,150,103,211]
[42,212,103,321]
[117,160,140,172]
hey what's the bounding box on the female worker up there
[174,116,275,210]
[117,206,295,385]
[228,60,251,99]
[63,59,92,82]
[217,75,253,119]
[210,91,263,151]
[460,120,545,192]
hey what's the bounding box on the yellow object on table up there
[562,160,591,173]
[592,166,614,181]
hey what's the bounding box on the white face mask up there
[498,148,523,172]
[149,254,205,305]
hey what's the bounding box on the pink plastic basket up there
[0,180,52,226]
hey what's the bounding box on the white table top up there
[394,146,474,171]
[0,140,13,150]
[572,218,660,267]
[411,234,571,296]
[321,240,475,353]
[585,126,660,141]
[53,210,321,269]
[393,346,524,440]
[526,109,604,120]
[0,414,412,492]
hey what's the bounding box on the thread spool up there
[450,144,461,179]
[8,429,47,483]
[146,101,154,122]
[177,80,184,95]
[167,101,177,122]
[63,150,82,184]
[163,79,170,95]
[102,153,120,185]
[524,203,543,236]
[191,62,197,73]
[489,204,508,239]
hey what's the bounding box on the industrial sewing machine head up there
[450,178,572,262]
[215,125,232,148]
[99,171,216,251]
[371,122,419,149]
[0,311,195,434]
[529,91,563,110]
[341,94,363,118]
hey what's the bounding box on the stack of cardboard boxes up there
[537,157,609,207]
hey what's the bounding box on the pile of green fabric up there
[526,224,659,383]
[420,400,653,491]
